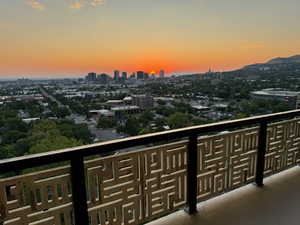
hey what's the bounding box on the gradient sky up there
[1,0,300,77]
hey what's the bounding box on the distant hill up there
[242,54,300,71]
[267,55,300,64]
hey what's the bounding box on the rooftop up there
[251,88,300,97]
[111,105,140,111]
[192,105,210,110]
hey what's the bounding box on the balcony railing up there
[1,110,300,225]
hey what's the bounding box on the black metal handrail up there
[1,109,300,225]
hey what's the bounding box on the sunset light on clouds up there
[1,0,300,77]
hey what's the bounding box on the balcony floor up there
[148,166,300,225]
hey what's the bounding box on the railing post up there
[70,157,89,225]
[255,121,268,187]
[186,134,198,214]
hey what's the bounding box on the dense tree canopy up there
[0,118,92,160]
[166,112,190,129]
[97,117,116,129]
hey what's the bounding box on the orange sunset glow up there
[1,0,300,77]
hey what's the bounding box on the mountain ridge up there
[266,55,300,64]
[242,54,300,71]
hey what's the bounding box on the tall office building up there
[86,72,97,81]
[114,70,120,81]
[122,72,127,80]
[159,70,165,78]
[137,71,144,79]
[97,73,110,84]
[130,73,136,79]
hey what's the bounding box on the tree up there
[170,102,192,114]
[0,139,30,159]
[56,107,71,118]
[156,106,176,117]
[166,112,190,129]
[27,120,83,154]
[31,120,58,135]
[234,113,248,119]
[157,99,166,105]
[139,111,154,126]
[1,130,26,145]
[29,135,81,154]
[126,117,141,135]
[3,118,28,133]
[97,117,116,129]
[72,124,93,144]
[139,127,153,135]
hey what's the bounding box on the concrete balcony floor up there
[149,166,300,225]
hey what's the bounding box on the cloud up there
[27,0,45,10]
[25,0,105,10]
[90,0,105,7]
[70,1,86,9]
[70,0,105,9]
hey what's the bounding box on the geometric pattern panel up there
[0,166,73,225]
[197,127,259,201]
[1,118,300,225]
[86,140,187,225]
[0,141,187,225]
[265,118,300,176]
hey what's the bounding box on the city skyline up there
[1,0,300,77]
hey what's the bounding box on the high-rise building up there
[159,70,165,78]
[144,73,149,79]
[122,72,127,80]
[137,71,144,79]
[114,70,120,81]
[97,73,110,84]
[86,72,97,81]
[130,73,136,79]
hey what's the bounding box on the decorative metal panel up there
[197,128,259,201]
[1,118,300,225]
[264,118,300,176]
[0,141,187,225]
[0,167,73,225]
[86,140,187,225]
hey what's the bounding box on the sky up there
[1,0,300,78]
